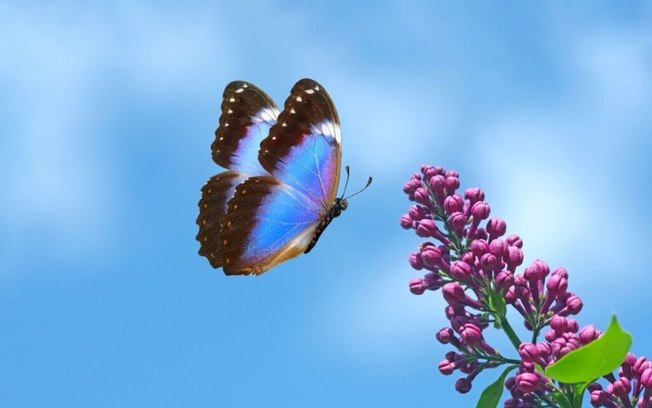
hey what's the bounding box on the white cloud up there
[476,23,652,285]
[0,3,232,276]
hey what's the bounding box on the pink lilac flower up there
[401,165,649,406]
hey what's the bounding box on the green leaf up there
[486,288,506,318]
[475,365,517,408]
[544,315,632,384]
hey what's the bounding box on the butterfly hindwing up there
[259,78,342,207]
[219,176,322,275]
[196,170,248,268]
[212,81,279,175]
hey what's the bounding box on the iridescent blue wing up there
[219,176,323,274]
[197,81,278,268]
[259,79,342,208]
[219,79,342,275]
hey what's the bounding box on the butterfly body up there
[197,79,346,275]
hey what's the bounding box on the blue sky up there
[1,1,651,407]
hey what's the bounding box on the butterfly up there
[196,78,371,275]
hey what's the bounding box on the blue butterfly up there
[196,79,371,275]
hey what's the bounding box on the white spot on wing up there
[258,108,278,123]
[235,88,244,93]
[296,96,303,102]
[229,97,235,102]
[305,89,315,94]
[318,121,341,144]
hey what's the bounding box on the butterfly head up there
[331,197,348,218]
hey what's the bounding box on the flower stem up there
[497,314,522,350]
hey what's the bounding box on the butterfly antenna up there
[340,165,351,199]
[344,175,373,200]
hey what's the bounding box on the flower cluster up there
[589,353,652,407]
[401,165,648,407]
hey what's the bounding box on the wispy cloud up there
[0,3,231,276]
[476,22,652,288]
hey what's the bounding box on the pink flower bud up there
[518,343,540,363]
[480,253,499,271]
[487,218,507,239]
[442,283,466,304]
[421,245,442,268]
[416,219,437,237]
[515,372,539,393]
[446,176,460,192]
[422,165,443,180]
[455,378,472,393]
[505,246,524,270]
[546,273,568,298]
[409,278,426,295]
[495,270,514,290]
[590,389,610,406]
[610,377,631,397]
[459,323,483,345]
[450,260,472,281]
[423,272,441,289]
[470,239,489,257]
[473,228,488,241]
[429,175,446,197]
[443,194,463,214]
[565,295,583,314]
[640,367,652,388]
[400,214,414,229]
[550,315,566,333]
[551,267,568,279]
[505,234,523,248]
[566,319,579,333]
[408,205,426,220]
[403,178,420,195]
[471,201,490,220]
[408,252,423,270]
[488,239,507,257]
[438,359,456,375]
[524,259,550,282]
[436,328,454,344]
[634,356,650,375]
[579,325,599,345]
[448,212,467,235]
[414,187,431,206]
[464,187,485,204]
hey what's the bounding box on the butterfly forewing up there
[212,81,279,175]
[259,78,342,208]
